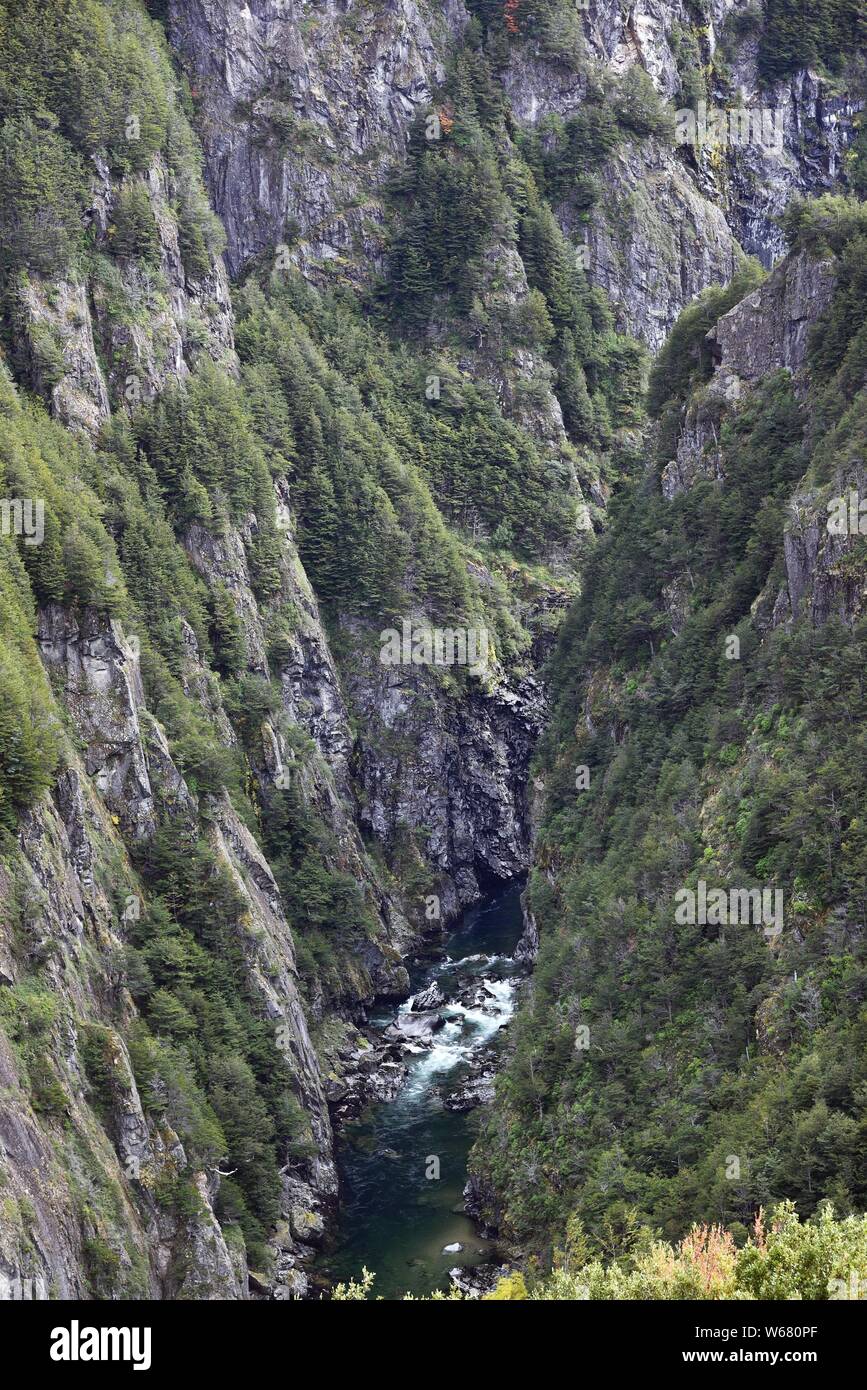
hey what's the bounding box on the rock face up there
[164,1,859,350]
[777,462,867,630]
[37,607,161,841]
[707,250,837,385]
[1,596,344,1299]
[578,138,741,352]
[663,242,865,635]
[350,660,548,921]
[556,3,857,345]
[663,246,837,505]
[1,765,246,1300]
[17,280,112,439]
[574,1,860,273]
[514,896,540,965]
[14,152,235,439]
[166,0,467,280]
[209,799,337,1201]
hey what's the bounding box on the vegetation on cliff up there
[471,200,867,1261]
[0,0,865,1304]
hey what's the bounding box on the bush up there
[613,67,676,140]
[336,1204,867,1300]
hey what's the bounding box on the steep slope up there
[471,196,867,1257]
[165,0,864,347]
[0,0,864,1303]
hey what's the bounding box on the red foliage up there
[504,0,520,36]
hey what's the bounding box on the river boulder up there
[410,982,446,1011]
[384,1010,445,1046]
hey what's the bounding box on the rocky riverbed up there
[316,884,528,1299]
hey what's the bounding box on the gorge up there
[0,0,865,1307]
[320,882,525,1300]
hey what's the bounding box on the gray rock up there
[449,1264,506,1299]
[384,1010,445,1046]
[410,982,446,1011]
[708,249,837,387]
[444,1074,496,1113]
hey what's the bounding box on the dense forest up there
[0,0,865,1320]
[472,198,867,1261]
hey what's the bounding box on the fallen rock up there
[410,981,446,1011]
[444,1072,496,1112]
[383,1010,445,1046]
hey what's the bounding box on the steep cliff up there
[165,0,862,349]
[0,0,864,1302]
[471,198,867,1253]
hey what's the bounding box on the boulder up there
[383,1010,445,1046]
[410,981,446,1011]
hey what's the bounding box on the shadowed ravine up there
[318,884,526,1300]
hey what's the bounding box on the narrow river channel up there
[319,882,526,1299]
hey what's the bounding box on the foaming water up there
[318,882,526,1299]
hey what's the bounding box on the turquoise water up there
[320,883,525,1299]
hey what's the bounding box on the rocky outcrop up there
[16,279,112,439]
[37,608,159,841]
[88,155,236,404]
[663,247,837,502]
[13,54,235,440]
[505,1,859,345]
[410,981,445,1011]
[323,1030,409,1126]
[349,654,547,922]
[578,139,741,352]
[514,897,539,965]
[663,242,863,633]
[449,1261,505,1297]
[774,462,867,631]
[383,1010,444,1048]
[707,248,837,387]
[180,500,416,1009]
[443,1069,496,1113]
[271,482,355,780]
[0,767,245,1300]
[166,0,467,280]
[660,378,729,502]
[2,596,352,1297]
[210,798,337,1200]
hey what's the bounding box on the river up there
[319,882,526,1300]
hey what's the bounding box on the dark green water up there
[320,883,525,1299]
